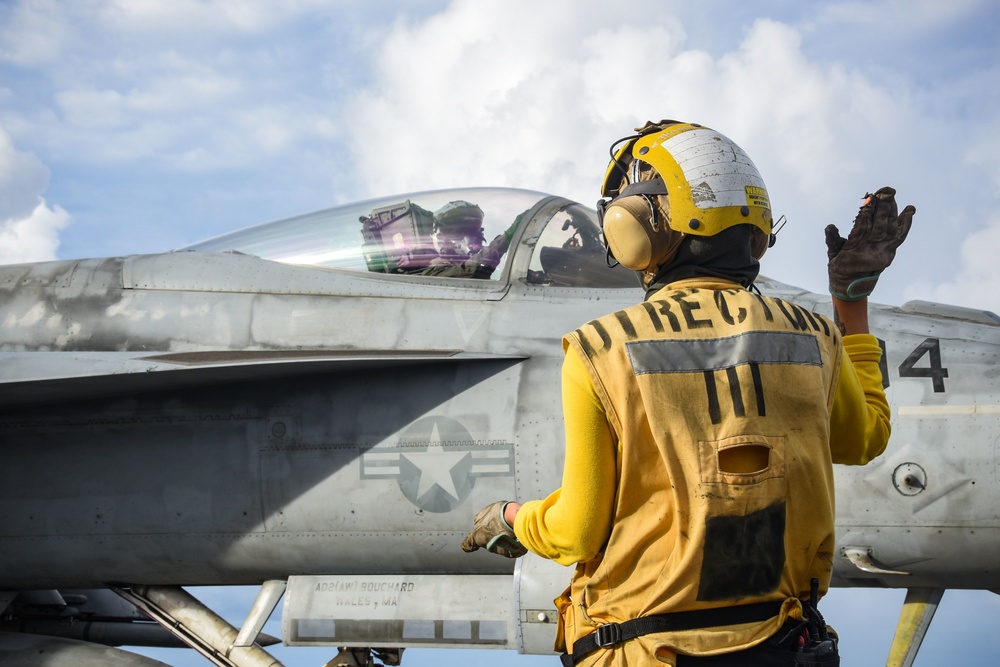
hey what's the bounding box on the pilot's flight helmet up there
[598,121,774,275]
[432,200,486,256]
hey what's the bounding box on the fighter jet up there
[1,187,997,667]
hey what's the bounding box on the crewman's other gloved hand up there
[826,187,915,301]
[461,501,527,558]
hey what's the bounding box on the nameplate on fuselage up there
[283,574,513,649]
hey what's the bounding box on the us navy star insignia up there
[360,415,514,513]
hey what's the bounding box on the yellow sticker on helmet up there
[745,186,770,210]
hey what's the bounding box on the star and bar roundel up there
[360,416,515,513]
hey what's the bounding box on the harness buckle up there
[595,622,623,649]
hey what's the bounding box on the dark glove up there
[471,215,523,277]
[825,186,915,301]
[460,501,527,558]
[488,213,523,253]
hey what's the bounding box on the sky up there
[1,0,999,665]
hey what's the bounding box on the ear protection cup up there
[603,196,657,271]
[603,195,683,272]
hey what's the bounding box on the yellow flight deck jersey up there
[514,278,891,664]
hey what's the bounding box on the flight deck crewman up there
[461,121,913,666]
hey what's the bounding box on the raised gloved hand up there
[826,187,915,301]
[473,214,524,277]
[460,501,527,558]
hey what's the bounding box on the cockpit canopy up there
[183,187,637,288]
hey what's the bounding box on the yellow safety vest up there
[561,280,843,659]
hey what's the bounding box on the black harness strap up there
[618,177,669,198]
[560,600,782,667]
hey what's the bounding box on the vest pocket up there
[698,433,785,485]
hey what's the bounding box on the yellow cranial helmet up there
[598,121,774,272]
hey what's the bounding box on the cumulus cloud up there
[0,201,70,265]
[342,0,960,300]
[344,0,616,198]
[345,4,915,198]
[0,0,353,174]
[905,218,1000,315]
[0,128,69,265]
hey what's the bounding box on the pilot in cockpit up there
[361,198,520,278]
[417,200,518,279]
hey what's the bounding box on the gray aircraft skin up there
[0,187,997,667]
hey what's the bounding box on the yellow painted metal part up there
[886,588,944,667]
